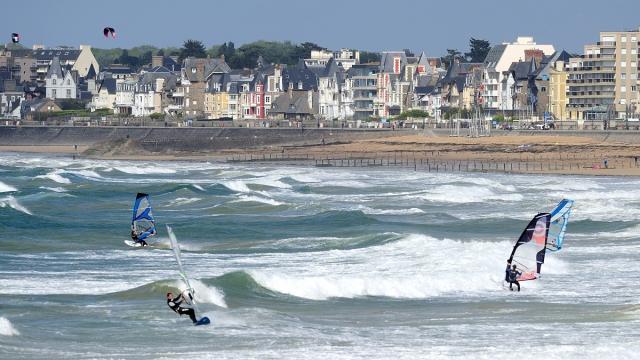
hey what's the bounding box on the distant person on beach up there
[507,264,521,292]
[604,159,609,169]
[166,292,197,323]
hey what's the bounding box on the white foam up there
[0,317,19,336]
[114,166,177,175]
[233,195,284,206]
[39,186,68,193]
[35,170,71,184]
[223,180,251,193]
[169,197,202,206]
[416,185,523,203]
[249,176,292,189]
[358,206,424,215]
[0,181,17,193]
[190,279,228,308]
[192,184,205,191]
[0,196,32,215]
[248,234,566,300]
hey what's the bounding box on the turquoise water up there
[1,153,640,359]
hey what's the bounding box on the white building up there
[482,37,555,110]
[45,57,77,99]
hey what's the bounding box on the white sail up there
[166,225,199,312]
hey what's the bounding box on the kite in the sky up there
[103,27,116,39]
[11,33,20,43]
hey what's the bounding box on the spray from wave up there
[0,196,32,215]
[0,317,20,336]
[35,170,71,184]
[0,181,17,193]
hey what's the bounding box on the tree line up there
[91,38,490,72]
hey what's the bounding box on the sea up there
[0,152,639,359]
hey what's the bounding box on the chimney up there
[524,49,544,65]
[155,78,165,91]
[288,82,293,98]
[220,54,225,62]
[307,90,313,110]
[152,55,163,67]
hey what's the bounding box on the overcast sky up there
[4,0,640,55]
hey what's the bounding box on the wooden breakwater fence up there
[226,151,640,174]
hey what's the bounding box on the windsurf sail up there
[166,225,199,312]
[508,213,551,282]
[546,199,574,251]
[131,193,156,241]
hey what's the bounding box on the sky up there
[4,0,640,56]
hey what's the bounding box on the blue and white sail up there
[166,225,199,312]
[131,193,157,241]
[547,199,574,251]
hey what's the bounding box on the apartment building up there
[566,29,640,120]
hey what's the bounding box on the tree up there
[156,49,165,56]
[465,38,491,63]
[441,49,463,69]
[179,39,207,61]
[359,51,381,63]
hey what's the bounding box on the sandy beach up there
[2,133,640,176]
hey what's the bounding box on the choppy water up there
[1,152,640,359]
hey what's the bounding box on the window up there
[621,73,627,80]
[622,49,627,55]
[52,89,57,97]
[633,36,638,42]
[67,79,70,85]
[193,100,197,105]
[265,96,271,103]
[621,61,627,67]
[621,86,627,92]
[191,67,196,73]
[52,79,57,85]
[621,36,627,43]
[633,86,638,92]
[66,89,71,97]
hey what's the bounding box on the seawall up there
[0,126,405,151]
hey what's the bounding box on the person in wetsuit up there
[130,226,147,247]
[166,292,197,323]
[505,260,512,282]
[507,264,522,292]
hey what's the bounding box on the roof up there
[34,49,82,61]
[483,44,507,68]
[182,57,231,82]
[270,91,316,115]
[46,57,64,78]
[282,61,317,91]
[97,78,117,94]
[379,51,407,73]
[508,59,537,80]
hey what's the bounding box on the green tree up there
[360,51,381,63]
[179,39,207,61]
[465,38,491,63]
[442,49,463,69]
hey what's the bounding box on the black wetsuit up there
[507,268,522,291]
[504,265,511,282]
[131,230,147,247]
[167,294,197,323]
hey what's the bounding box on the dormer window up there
[298,81,303,89]
[52,79,57,85]
[191,68,196,74]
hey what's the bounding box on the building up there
[45,57,77,99]
[566,29,640,120]
[347,63,379,120]
[180,57,230,119]
[33,45,99,85]
[92,78,117,110]
[482,37,555,111]
[270,88,319,120]
[304,49,359,70]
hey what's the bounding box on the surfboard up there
[124,239,158,248]
[195,316,211,326]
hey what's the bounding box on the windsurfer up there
[505,260,512,282]
[131,226,147,247]
[507,265,521,292]
[167,292,197,323]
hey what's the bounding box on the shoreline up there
[2,134,640,176]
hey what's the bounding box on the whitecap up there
[35,170,71,184]
[0,317,19,336]
[232,195,284,206]
[0,181,17,193]
[0,196,32,215]
[114,166,177,175]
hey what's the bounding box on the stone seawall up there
[0,126,406,151]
